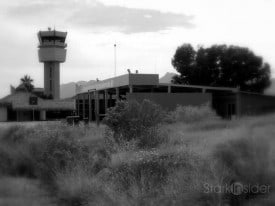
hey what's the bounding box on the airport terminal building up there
[75,73,275,122]
[0,91,74,122]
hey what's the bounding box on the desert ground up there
[0,103,274,206]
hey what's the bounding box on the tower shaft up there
[44,62,60,99]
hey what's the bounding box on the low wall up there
[127,93,212,110]
[240,93,275,115]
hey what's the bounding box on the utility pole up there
[114,44,117,77]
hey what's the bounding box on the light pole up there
[114,44,117,77]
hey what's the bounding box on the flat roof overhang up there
[77,73,238,94]
[159,83,238,92]
[38,30,67,38]
[77,74,238,95]
[78,73,159,93]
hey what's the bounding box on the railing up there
[39,41,67,47]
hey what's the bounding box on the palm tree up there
[19,75,34,92]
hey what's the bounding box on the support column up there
[88,92,92,122]
[95,91,100,125]
[129,85,133,93]
[236,92,241,118]
[104,90,108,113]
[40,110,46,121]
[168,86,171,93]
[77,95,80,116]
[115,87,119,102]
[82,95,85,119]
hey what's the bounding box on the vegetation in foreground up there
[0,100,274,206]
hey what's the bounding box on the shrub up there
[103,100,166,149]
[137,127,168,149]
[0,176,55,206]
[212,134,274,203]
[0,143,35,177]
[0,126,36,177]
[112,150,196,190]
[55,166,113,206]
[29,133,91,184]
[109,149,202,205]
[166,104,217,123]
[0,125,32,143]
[160,156,236,206]
[0,124,102,182]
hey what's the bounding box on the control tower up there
[38,29,67,99]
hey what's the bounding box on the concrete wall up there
[129,74,159,85]
[240,93,275,115]
[17,111,32,121]
[16,111,40,121]
[44,62,60,99]
[38,47,66,62]
[79,74,159,93]
[127,93,212,110]
[0,107,7,122]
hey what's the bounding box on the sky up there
[0,0,275,97]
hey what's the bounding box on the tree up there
[17,75,34,92]
[172,44,271,93]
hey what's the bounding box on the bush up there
[29,132,91,185]
[166,104,217,123]
[0,143,35,177]
[0,125,32,143]
[0,123,114,205]
[212,134,274,202]
[109,149,201,205]
[103,100,166,149]
[0,126,36,177]
[55,166,114,206]
[0,124,103,184]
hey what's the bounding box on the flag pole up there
[114,44,117,77]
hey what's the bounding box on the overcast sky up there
[0,0,274,97]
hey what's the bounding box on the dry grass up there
[0,177,56,206]
[0,110,275,205]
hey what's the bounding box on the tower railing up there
[38,42,67,47]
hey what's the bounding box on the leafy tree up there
[172,44,271,93]
[17,75,34,92]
